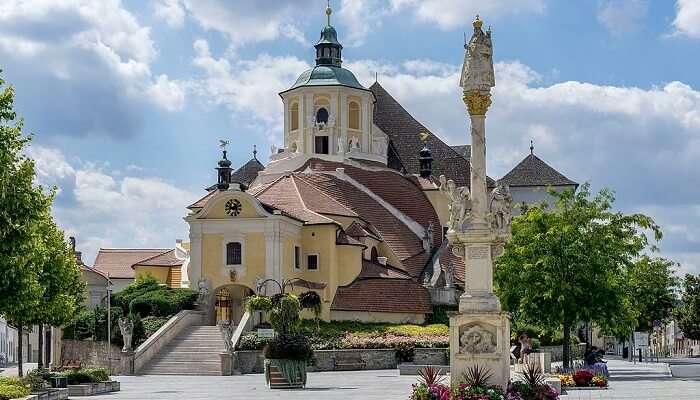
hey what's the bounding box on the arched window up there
[349,101,360,130]
[316,107,329,124]
[290,102,299,131]
[226,242,242,265]
[371,247,379,261]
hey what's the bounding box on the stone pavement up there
[85,359,700,400]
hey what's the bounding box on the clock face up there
[225,199,242,217]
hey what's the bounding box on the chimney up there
[377,256,387,266]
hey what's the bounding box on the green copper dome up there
[286,65,365,92]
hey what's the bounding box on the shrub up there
[130,292,174,317]
[237,332,271,351]
[142,316,170,338]
[0,378,30,400]
[298,291,321,317]
[246,295,273,312]
[268,294,301,334]
[395,341,415,362]
[410,383,451,400]
[417,366,446,386]
[62,307,124,345]
[263,334,313,361]
[59,368,109,385]
[22,368,53,392]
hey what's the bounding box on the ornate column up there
[443,16,511,390]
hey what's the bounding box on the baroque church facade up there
[90,7,577,325]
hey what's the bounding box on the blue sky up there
[1,0,699,275]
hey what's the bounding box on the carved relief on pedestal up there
[451,244,465,259]
[458,322,497,354]
[491,243,504,260]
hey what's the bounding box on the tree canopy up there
[494,183,665,367]
[676,274,700,340]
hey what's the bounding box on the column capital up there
[463,90,492,116]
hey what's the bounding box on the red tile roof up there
[358,259,412,280]
[439,244,466,283]
[255,175,336,225]
[331,278,432,314]
[92,248,171,279]
[133,249,183,267]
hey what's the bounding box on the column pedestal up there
[449,311,511,389]
[220,352,233,376]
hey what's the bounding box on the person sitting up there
[519,334,532,364]
[585,346,599,366]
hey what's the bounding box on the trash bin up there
[622,347,628,359]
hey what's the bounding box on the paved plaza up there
[82,359,700,400]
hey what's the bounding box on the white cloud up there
[191,39,309,138]
[673,0,700,39]
[29,145,197,264]
[180,0,314,48]
[146,74,186,112]
[153,0,186,28]
[0,0,184,113]
[597,0,649,35]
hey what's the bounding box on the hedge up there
[59,368,110,385]
[0,378,30,400]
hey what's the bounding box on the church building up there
[92,5,576,326]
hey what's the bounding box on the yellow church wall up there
[200,232,265,292]
[205,196,263,219]
[336,245,362,287]
[424,189,449,228]
[134,266,169,284]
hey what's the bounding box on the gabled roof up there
[231,157,265,186]
[133,249,183,268]
[370,82,495,188]
[92,248,171,279]
[255,175,337,225]
[500,153,578,187]
[451,145,471,159]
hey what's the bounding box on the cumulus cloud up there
[597,0,649,35]
[177,0,315,48]
[0,0,185,138]
[28,145,197,264]
[673,0,700,39]
[190,39,309,140]
[153,0,186,28]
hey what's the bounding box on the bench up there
[334,353,366,371]
[57,359,83,371]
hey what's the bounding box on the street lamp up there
[106,272,113,373]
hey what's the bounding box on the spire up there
[315,1,342,67]
[530,140,534,155]
[253,144,258,160]
[216,140,233,190]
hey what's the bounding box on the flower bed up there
[559,370,608,389]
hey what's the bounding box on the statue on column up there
[489,181,513,232]
[460,15,495,92]
[439,175,470,232]
[218,320,236,354]
[445,264,455,289]
[118,318,134,352]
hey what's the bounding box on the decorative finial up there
[375,72,378,83]
[530,140,534,155]
[253,144,257,159]
[219,139,230,158]
[473,14,483,29]
[325,0,332,26]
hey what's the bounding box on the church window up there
[226,242,242,265]
[323,48,330,58]
[314,136,329,154]
[316,107,329,124]
[290,102,299,131]
[349,101,360,130]
[294,246,301,270]
[307,254,319,271]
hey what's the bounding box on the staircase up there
[141,325,224,375]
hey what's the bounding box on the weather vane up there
[219,139,230,150]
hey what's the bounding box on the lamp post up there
[106,272,113,373]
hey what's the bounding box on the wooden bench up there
[57,359,83,371]
[333,353,366,371]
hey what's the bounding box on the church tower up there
[262,2,389,179]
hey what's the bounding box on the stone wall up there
[234,347,449,373]
[60,340,124,375]
[539,344,586,362]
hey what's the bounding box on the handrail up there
[230,311,251,351]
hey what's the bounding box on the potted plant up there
[249,292,312,389]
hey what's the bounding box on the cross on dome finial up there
[326,0,332,26]
[253,144,257,159]
[530,140,534,155]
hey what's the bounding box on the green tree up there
[625,256,679,333]
[495,184,661,367]
[676,274,700,340]
[0,71,84,375]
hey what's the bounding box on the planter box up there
[24,388,69,400]
[563,386,608,391]
[67,381,120,396]
[264,359,306,389]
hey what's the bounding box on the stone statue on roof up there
[460,16,495,92]
[439,175,470,232]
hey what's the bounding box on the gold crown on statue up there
[473,15,483,29]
